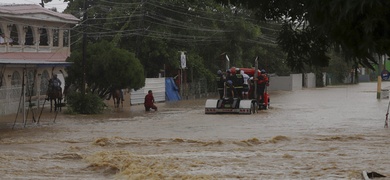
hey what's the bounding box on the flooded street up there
[2,82,390,179]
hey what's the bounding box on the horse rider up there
[51,74,62,91]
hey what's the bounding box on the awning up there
[0,59,73,67]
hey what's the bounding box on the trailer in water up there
[230,67,270,110]
[205,98,257,114]
[205,56,269,114]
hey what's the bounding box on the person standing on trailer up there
[241,70,250,99]
[216,70,225,99]
[226,69,233,82]
[257,69,268,103]
[248,76,255,99]
[226,80,236,99]
[234,69,244,99]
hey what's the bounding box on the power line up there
[64,1,280,46]
[145,1,233,23]
[144,14,232,33]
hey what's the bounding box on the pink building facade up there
[0,4,78,115]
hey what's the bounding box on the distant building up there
[0,4,78,115]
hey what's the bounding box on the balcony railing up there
[0,44,68,53]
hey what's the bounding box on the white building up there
[0,4,78,115]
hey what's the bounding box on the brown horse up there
[107,88,123,108]
[47,79,63,112]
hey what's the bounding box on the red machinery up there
[205,57,270,114]
[230,67,270,110]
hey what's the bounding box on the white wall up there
[291,74,303,91]
[130,78,165,105]
[268,74,303,91]
[304,73,316,88]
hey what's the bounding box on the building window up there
[53,29,59,47]
[39,28,48,46]
[11,71,21,87]
[63,29,69,47]
[25,26,33,45]
[40,70,49,95]
[9,24,18,45]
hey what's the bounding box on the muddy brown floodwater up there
[2,82,390,179]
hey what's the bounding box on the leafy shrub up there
[66,92,105,114]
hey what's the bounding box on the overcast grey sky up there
[1,0,67,12]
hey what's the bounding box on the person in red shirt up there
[257,69,269,103]
[144,90,157,111]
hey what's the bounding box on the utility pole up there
[377,54,383,99]
[254,56,258,101]
[82,0,88,95]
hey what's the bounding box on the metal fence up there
[0,87,22,115]
[181,78,216,99]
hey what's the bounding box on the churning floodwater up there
[1,82,390,179]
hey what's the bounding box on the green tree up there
[217,0,390,71]
[63,0,288,94]
[66,41,145,98]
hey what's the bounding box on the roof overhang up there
[0,59,72,67]
[0,4,79,24]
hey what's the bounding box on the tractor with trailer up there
[205,66,270,114]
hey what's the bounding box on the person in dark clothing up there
[234,69,244,99]
[216,70,225,99]
[226,69,233,82]
[226,69,239,98]
[226,80,236,98]
[51,74,62,91]
[144,90,157,111]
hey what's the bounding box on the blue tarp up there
[165,77,181,101]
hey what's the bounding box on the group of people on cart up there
[216,67,269,104]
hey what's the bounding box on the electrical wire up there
[1,2,281,46]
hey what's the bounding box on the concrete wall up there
[268,74,303,91]
[359,74,370,82]
[304,73,316,88]
[292,74,303,91]
[268,76,292,91]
